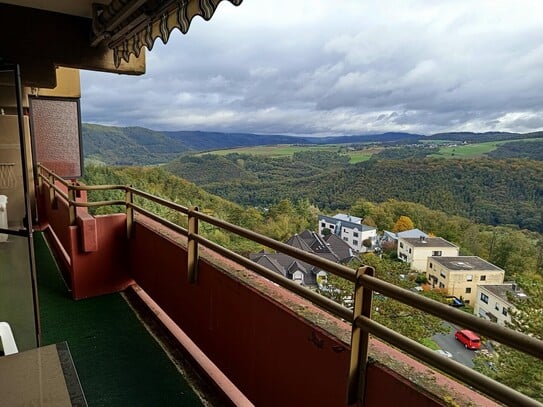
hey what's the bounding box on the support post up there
[347,265,375,405]
[125,186,134,238]
[68,184,76,226]
[48,173,55,206]
[187,206,199,283]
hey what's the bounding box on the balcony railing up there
[37,164,543,407]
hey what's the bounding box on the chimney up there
[420,236,427,242]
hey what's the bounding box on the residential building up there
[318,213,377,252]
[426,256,505,304]
[381,228,428,244]
[397,236,459,272]
[474,283,528,326]
[250,230,356,287]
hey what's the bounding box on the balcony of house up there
[23,163,543,407]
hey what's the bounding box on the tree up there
[318,254,449,342]
[362,238,372,249]
[392,215,415,232]
[350,199,375,219]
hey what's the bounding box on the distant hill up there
[82,123,191,165]
[82,123,426,164]
[427,131,543,143]
[82,122,543,165]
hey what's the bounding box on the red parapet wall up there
[37,182,132,299]
[129,219,351,406]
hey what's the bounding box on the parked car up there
[445,296,465,307]
[455,329,481,350]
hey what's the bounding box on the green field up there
[199,144,378,163]
[429,138,542,159]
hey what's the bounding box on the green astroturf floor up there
[35,232,202,407]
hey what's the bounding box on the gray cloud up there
[81,0,543,136]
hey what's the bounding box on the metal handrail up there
[36,164,543,407]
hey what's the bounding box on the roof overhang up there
[0,0,243,87]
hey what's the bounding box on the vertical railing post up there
[187,206,199,283]
[68,183,76,226]
[48,173,55,206]
[125,186,134,238]
[347,265,375,405]
[37,165,43,192]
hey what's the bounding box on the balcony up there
[7,163,541,406]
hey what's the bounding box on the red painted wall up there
[129,220,350,406]
[37,182,132,299]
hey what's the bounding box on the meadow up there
[199,144,378,163]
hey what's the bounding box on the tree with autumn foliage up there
[392,215,415,232]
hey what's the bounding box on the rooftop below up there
[430,256,504,271]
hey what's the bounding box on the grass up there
[199,143,379,164]
[429,137,543,159]
[420,337,440,350]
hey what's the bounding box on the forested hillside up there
[165,153,543,232]
[487,140,543,160]
[82,123,191,165]
[81,165,543,278]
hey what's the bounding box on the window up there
[440,272,446,279]
[343,238,348,242]
[429,262,433,269]
[464,300,470,304]
[495,303,500,311]
[353,232,359,238]
[480,293,489,304]
[465,287,472,294]
[432,250,442,256]
[353,240,358,246]
[439,282,445,288]
[400,242,404,248]
[502,308,508,316]
[480,275,486,281]
[466,275,473,282]
[321,222,326,228]
[408,248,412,253]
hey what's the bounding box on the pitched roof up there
[324,234,353,262]
[250,229,357,286]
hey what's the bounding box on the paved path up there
[432,322,476,368]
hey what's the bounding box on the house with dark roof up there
[474,283,528,326]
[318,213,377,252]
[250,230,357,287]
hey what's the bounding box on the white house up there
[381,228,428,244]
[318,214,376,252]
[474,283,527,326]
[397,236,459,272]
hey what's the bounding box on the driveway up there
[432,322,477,368]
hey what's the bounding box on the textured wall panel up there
[30,98,82,178]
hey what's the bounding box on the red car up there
[455,329,481,350]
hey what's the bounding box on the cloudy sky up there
[81,0,543,136]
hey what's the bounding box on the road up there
[432,322,476,368]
